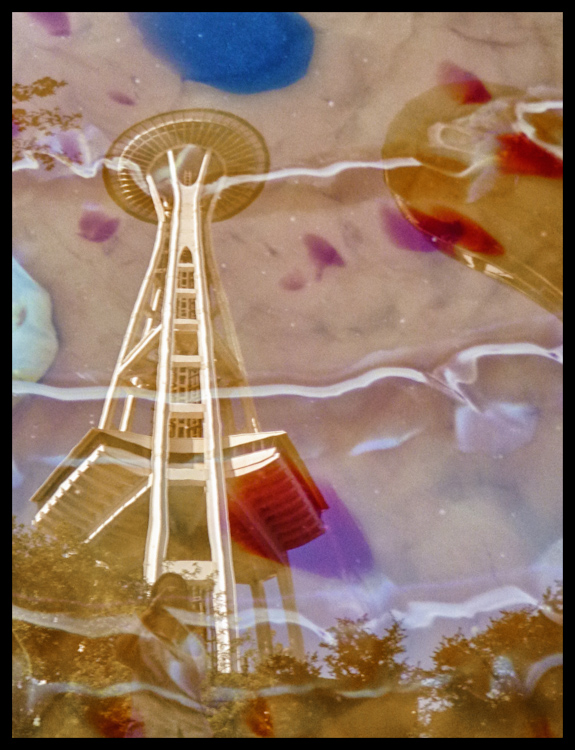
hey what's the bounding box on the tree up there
[12,77,83,170]
[320,614,407,690]
[12,518,562,738]
[206,641,322,738]
[425,583,563,738]
[210,617,418,738]
[12,519,147,738]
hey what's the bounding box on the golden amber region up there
[382,83,563,319]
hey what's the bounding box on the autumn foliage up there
[12,521,562,737]
[12,77,83,170]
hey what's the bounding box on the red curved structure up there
[228,446,328,562]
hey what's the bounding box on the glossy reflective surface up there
[382,81,563,318]
[13,12,562,738]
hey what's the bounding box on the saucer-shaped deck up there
[103,109,270,223]
[382,82,563,318]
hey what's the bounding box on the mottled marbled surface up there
[12,12,562,665]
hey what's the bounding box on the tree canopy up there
[12,521,562,737]
[12,77,83,170]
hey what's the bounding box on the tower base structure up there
[31,426,327,665]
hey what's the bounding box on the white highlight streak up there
[389,585,538,630]
[205,158,422,194]
[12,338,562,408]
[524,653,563,694]
[13,602,334,644]
[350,429,421,456]
[11,366,430,403]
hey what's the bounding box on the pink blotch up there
[78,210,120,243]
[304,234,345,280]
[279,269,306,291]
[382,207,438,253]
[28,12,71,37]
[439,62,492,104]
[12,119,20,138]
[108,90,137,106]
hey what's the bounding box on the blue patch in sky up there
[129,12,314,94]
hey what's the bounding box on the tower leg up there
[276,566,305,660]
[178,150,239,672]
[143,152,182,586]
[250,579,273,656]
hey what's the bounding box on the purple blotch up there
[279,269,306,291]
[304,233,345,280]
[108,90,137,106]
[58,131,83,163]
[78,210,120,243]
[382,206,438,253]
[28,12,71,37]
[288,483,374,580]
[12,120,20,138]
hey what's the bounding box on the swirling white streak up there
[514,98,563,160]
[431,342,563,405]
[253,679,424,701]
[524,653,563,695]
[15,583,550,657]
[24,673,426,708]
[350,428,422,456]
[15,596,560,703]
[21,653,562,706]
[25,677,209,712]
[11,367,430,403]
[386,585,538,630]
[235,607,334,644]
[12,603,333,643]
[12,341,562,407]
[203,158,422,194]
[12,151,421,188]
[12,154,128,179]
[169,604,334,642]
[12,604,141,636]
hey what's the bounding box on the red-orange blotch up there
[403,205,505,256]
